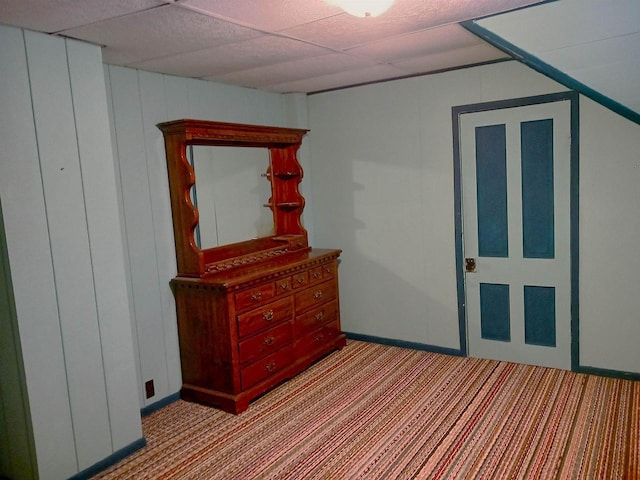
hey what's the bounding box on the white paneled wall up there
[105,66,310,407]
[578,97,640,372]
[0,26,142,479]
[308,61,640,374]
[308,62,561,351]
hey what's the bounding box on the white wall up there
[0,26,142,479]
[307,61,640,373]
[105,66,312,407]
[579,97,640,372]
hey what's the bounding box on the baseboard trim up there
[346,332,639,381]
[345,332,463,357]
[141,392,181,417]
[575,365,640,381]
[68,437,146,480]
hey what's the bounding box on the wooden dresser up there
[171,249,343,413]
[158,119,346,414]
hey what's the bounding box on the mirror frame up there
[158,119,309,277]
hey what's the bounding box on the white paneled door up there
[460,100,572,370]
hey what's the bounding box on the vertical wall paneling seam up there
[107,66,145,403]
[105,67,143,401]
[22,29,80,472]
[138,70,172,395]
[65,39,114,451]
[417,105,431,344]
[159,74,181,394]
[137,70,171,395]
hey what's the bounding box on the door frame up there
[451,91,580,370]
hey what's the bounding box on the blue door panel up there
[521,119,555,259]
[480,283,511,342]
[524,285,556,347]
[475,124,508,258]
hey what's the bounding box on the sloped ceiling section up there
[466,0,640,123]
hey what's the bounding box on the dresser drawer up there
[295,320,341,357]
[308,266,324,284]
[237,296,293,338]
[292,271,308,289]
[294,279,337,314]
[241,346,294,390]
[322,261,337,280]
[235,282,276,313]
[296,300,338,337]
[275,276,292,295]
[238,321,293,366]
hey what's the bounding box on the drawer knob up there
[264,335,275,346]
[265,361,276,372]
[250,292,263,301]
[314,311,325,322]
[263,309,274,322]
[313,290,323,300]
[314,333,324,343]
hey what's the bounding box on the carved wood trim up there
[158,119,310,277]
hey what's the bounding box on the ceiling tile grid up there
[60,4,264,65]
[391,43,508,75]
[206,53,381,90]
[0,0,585,94]
[131,34,333,78]
[179,0,345,31]
[346,24,485,62]
[0,0,167,33]
[265,63,409,94]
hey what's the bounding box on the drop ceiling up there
[0,0,544,93]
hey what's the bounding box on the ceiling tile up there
[265,64,409,93]
[132,35,332,78]
[347,24,483,62]
[278,11,430,50]
[206,53,380,89]
[179,0,342,31]
[0,0,164,33]
[391,43,508,74]
[279,0,543,50]
[60,4,262,65]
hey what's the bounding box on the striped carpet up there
[93,341,639,479]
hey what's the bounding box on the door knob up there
[465,258,476,273]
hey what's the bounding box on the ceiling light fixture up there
[328,0,395,17]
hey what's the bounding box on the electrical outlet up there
[144,379,155,399]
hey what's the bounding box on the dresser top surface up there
[171,248,341,289]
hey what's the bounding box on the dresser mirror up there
[158,119,310,277]
[189,145,273,249]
